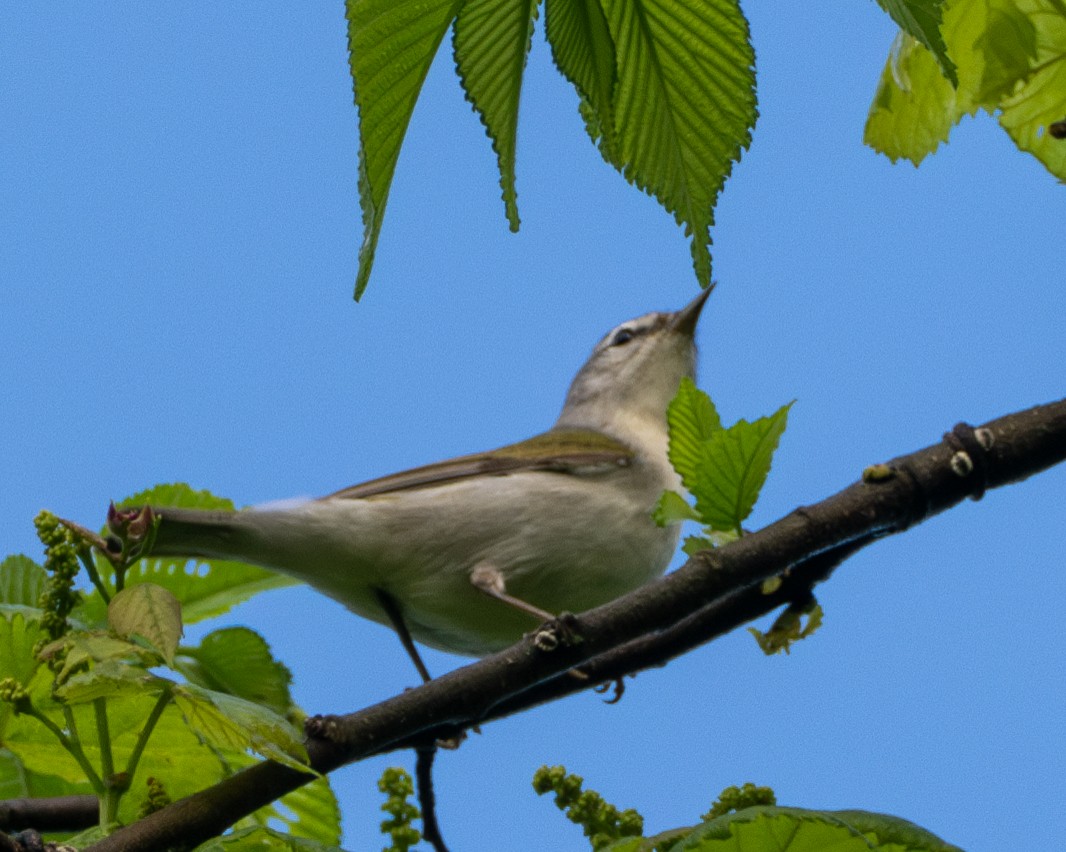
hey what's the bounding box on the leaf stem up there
[123,688,172,782]
[31,705,104,792]
[78,547,112,603]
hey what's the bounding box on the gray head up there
[555,287,712,433]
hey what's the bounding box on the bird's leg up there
[374,587,433,684]
[468,563,555,623]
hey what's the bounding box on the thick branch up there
[85,398,1066,852]
[0,795,98,832]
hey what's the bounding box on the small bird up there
[128,288,711,679]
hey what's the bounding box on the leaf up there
[675,806,964,850]
[681,535,716,556]
[998,0,1066,181]
[874,0,957,85]
[955,0,1038,108]
[0,555,47,610]
[545,0,619,159]
[691,403,792,533]
[345,0,464,299]
[195,825,346,851]
[0,748,94,800]
[243,776,344,847]
[55,659,171,704]
[596,0,756,286]
[866,0,1064,180]
[177,627,293,714]
[666,377,723,491]
[172,684,311,774]
[109,583,183,667]
[40,631,159,683]
[864,31,960,165]
[453,0,540,230]
[77,483,298,627]
[0,614,45,736]
[652,491,702,527]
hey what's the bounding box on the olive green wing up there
[323,428,634,500]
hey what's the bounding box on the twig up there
[415,746,448,852]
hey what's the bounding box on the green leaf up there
[652,490,702,527]
[0,555,47,610]
[0,748,94,800]
[172,684,311,774]
[345,0,464,299]
[453,0,540,230]
[674,806,963,850]
[865,0,1064,180]
[998,0,1066,181]
[874,0,957,85]
[40,631,159,683]
[177,627,293,714]
[0,614,45,737]
[666,377,723,491]
[691,403,792,533]
[55,659,171,704]
[244,776,344,847]
[864,31,960,165]
[195,825,346,851]
[77,483,297,627]
[953,0,1038,108]
[545,0,619,159]
[109,583,183,667]
[596,0,756,286]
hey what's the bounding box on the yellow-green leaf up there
[108,583,183,667]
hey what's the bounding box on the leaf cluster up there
[865,0,1066,180]
[0,487,342,849]
[653,377,792,555]
[344,0,756,297]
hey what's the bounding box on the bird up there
[118,288,711,680]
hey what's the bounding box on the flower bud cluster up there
[33,511,82,643]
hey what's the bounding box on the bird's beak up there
[670,284,715,336]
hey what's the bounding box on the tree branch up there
[0,795,98,833]
[84,398,1066,852]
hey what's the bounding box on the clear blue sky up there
[2,4,1064,851]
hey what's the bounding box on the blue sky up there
[2,4,1064,851]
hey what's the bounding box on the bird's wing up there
[322,428,635,501]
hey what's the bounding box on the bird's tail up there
[149,506,245,561]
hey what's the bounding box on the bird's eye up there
[611,328,635,346]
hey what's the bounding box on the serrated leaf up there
[196,824,346,851]
[691,403,792,533]
[677,806,963,851]
[653,490,703,527]
[875,0,957,85]
[240,776,344,847]
[864,31,960,165]
[545,0,619,159]
[345,0,464,299]
[173,684,310,774]
[998,0,1066,181]
[866,0,1064,180]
[959,0,1038,107]
[55,659,171,704]
[177,627,293,714]
[596,0,756,286]
[39,630,158,683]
[109,583,182,667]
[454,0,539,230]
[77,483,297,627]
[667,377,723,491]
[0,555,47,610]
